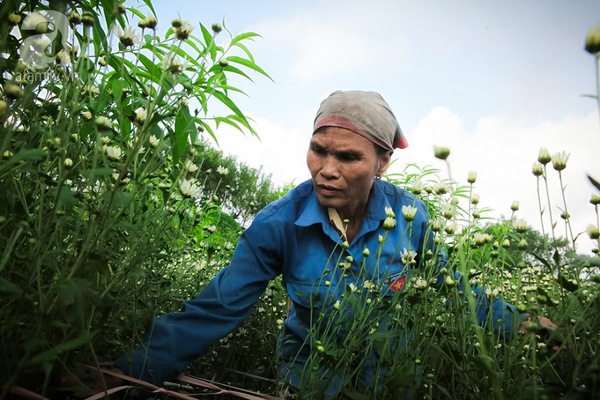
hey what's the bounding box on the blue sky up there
[133,0,600,253]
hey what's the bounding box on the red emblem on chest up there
[390,276,406,292]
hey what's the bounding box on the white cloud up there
[211,114,312,186]
[389,107,600,254]
[251,7,409,83]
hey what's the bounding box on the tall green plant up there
[0,0,270,395]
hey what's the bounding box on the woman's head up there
[307,127,391,218]
[307,90,405,219]
[312,90,407,152]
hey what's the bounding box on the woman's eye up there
[312,147,326,156]
[339,154,359,162]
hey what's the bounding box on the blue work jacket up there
[115,179,518,388]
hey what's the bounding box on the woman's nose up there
[319,157,339,179]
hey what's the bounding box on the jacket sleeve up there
[437,271,526,340]
[114,211,283,385]
[414,202,525,340]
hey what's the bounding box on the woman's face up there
[307,127,391,218]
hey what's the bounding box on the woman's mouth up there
[317,184,340,197]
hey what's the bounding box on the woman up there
[106,91,521,398]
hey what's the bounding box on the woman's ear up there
[377,151,393,176]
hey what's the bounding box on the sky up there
[136,0,600,254]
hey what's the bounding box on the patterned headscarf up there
[313,90,408,151]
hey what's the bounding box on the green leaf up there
[173,106,194,163]
[127,7,146,20]
[26,332,95,366]
[138,53,161,82]
[588,174,600,192]
[142,0,157,19]
[214,116,243,131]
[112,190,134,208]
[211,89,245,121]
[226,55,273,81]
[557,274,578,292]
[109,73,124,101]
[80,168,114,179]
[57,186,79,208]
[0,149,47,171]
[196,119,217,143]
[200,23,217,61]
[230,31,261,47]
[536,287,556,306]
[0,277,23,299]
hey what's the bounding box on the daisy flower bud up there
[415,277,428,290]
[467,171,477,184]
[81,10,94,26]
[511,200,520,212]
[537,148,551,165]
[105,146,122,160]
[473,232,491,247]
[64,158,73,168]
[470,193,480,205]
[441,203,454,220]
[444,275,456,287]
[551,151,569,171]
[411,180,424,195]
[585,23,600,54]
[587,224,600,240]
[4,84,23,100]
[433,181,449,195]
[138,15,157,30]
[133,107,147,126]
[445,222,458,235]
[180,179,201,198]
[114,25,140,48]
[212,23,223,33]
[25,12,50,33]
[69,10,81,25]
[383,216,396,230]
[175,21,194,40]
[434,145,450,160]
[401,205,417,222]
[514,219,528,233]
[591,194,600,206]
[430,219,443,233]
[532,162,544,177]
[217,166,229,176]
[8,12,22,26]
[518,238,528,250]
[95,116,112,130]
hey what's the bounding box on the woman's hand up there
[519,315,565,352]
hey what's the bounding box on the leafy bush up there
[1,2,599,400]
[0,0,275,394]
